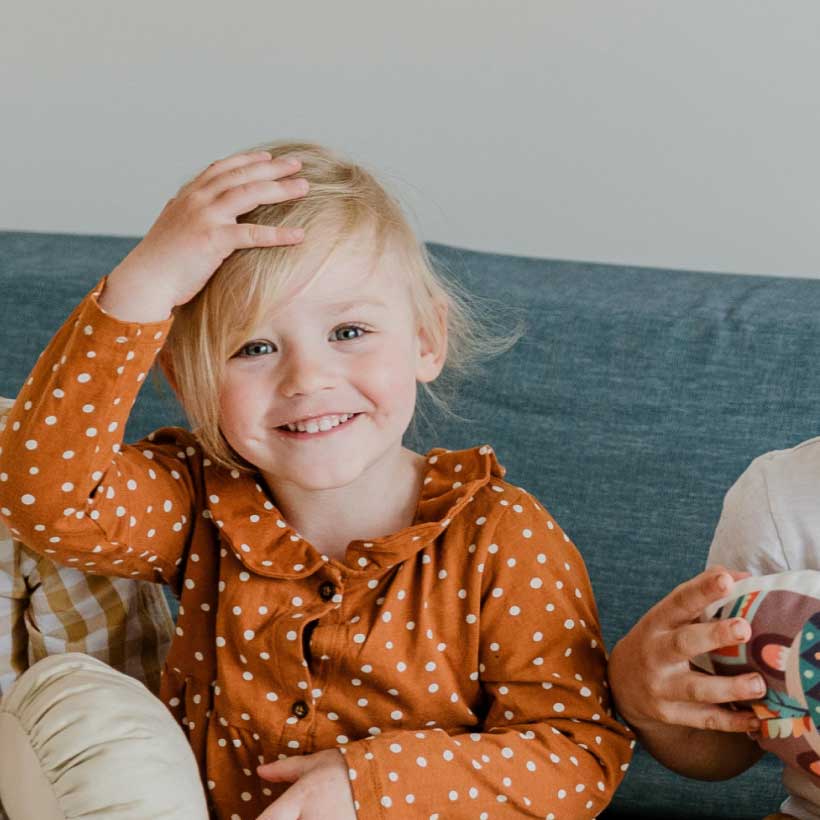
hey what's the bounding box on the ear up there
[156,348,182,399]
[415,301,448,384]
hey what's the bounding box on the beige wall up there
[1,1,818,277]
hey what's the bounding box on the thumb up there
[258,757,307,784]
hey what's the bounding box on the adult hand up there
[255,749,356,820]
[609,566,765,735]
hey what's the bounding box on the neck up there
[263,445,426,560]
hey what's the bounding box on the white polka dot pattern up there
[0,279,634,818]
[0,279,191,590]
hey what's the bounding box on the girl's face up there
[218,235,445,493]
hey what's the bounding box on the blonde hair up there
[160,141,521,472]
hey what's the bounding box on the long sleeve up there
[0,278,196,592]
[340,490,634,819]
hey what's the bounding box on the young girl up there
[0,142,633,819]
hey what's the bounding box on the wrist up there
[99,265,176,323]
[617,710,663,737]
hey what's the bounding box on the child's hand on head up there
[255,749,356,820]
[100,150,308,322]
[609,566,766,735]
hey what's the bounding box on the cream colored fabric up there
[0,653,207,820]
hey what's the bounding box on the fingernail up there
[751,676,766,696]
[717,574,731,593]
[731,619,749,641]
[748,718,761,733]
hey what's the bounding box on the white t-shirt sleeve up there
[707,455,791,575]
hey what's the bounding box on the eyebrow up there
[324,299,388,314]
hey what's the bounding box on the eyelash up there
[235,325,370,358]
[331,324,369,343]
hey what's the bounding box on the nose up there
[278,345,336,398]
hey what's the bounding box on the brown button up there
[291,700,309,719]
[319,581,336,601]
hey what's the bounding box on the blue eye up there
[331,325,368,342]
[237,341,275,357]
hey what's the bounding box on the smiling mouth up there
[278,413,360,434]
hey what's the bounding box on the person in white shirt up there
[609,437,820,820]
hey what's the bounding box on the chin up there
[295,460,367,491]
[272,471,364,495]
[251,452,367,492]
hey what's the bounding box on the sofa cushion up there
[0,653,207,819]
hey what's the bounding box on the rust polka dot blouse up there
[0,280,633,819]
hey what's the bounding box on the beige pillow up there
[0,653,207,819]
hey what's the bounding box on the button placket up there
[279,573,343,753]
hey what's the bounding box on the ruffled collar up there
[201,445,505,579]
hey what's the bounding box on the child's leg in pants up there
[0,653,207,820]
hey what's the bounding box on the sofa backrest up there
[3,230,817,817]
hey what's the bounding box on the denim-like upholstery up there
[2,230,816,817]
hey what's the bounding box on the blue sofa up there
[3,229,817,817]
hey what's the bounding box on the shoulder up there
[469,474,578,570]
[726,437,820,520]
[139,425,204,451]
[742,436,820,488]
[709,437,820,573]
[129,425,209,473]
[432,444,568,536]
[426,443,572,553]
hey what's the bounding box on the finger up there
[658,700,761,733]
[664,616,752,664]
[256,783,304,820]
[200,156,303,200]
[214,178,309,219]
[664,667,766,706]
[218,223,304,253]
[191,150,276,190]
[256,793,300,820]
[651,567,739,630]
[257,758,305,784]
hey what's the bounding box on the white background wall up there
[2,1,818,277]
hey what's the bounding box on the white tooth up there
[287,423,297,432]
[318,418,332,432]
[296,422,307,432]
[306,420,320,434]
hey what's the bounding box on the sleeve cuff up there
[83,276,175,346]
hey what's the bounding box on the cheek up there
[359,348,418,411]
[218,374,261,437]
